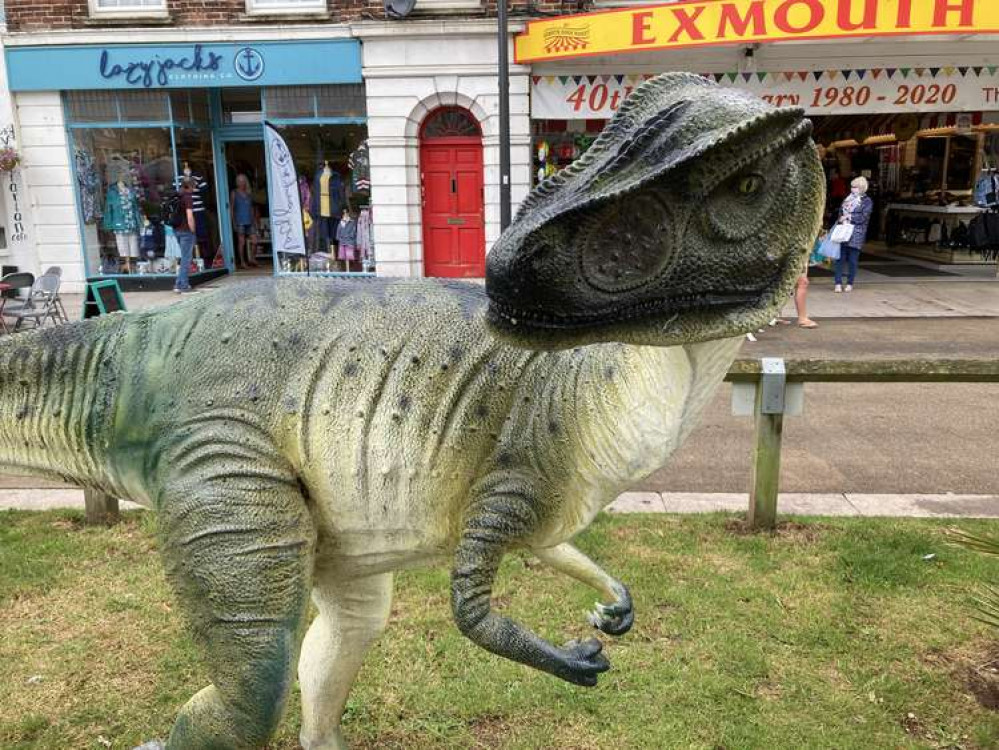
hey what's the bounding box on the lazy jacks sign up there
[514,0,999,63]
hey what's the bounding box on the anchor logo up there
[234,47,265,82]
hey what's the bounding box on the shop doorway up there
[420,107,485,278]
[221,139,272,273]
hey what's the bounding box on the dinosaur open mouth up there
[486,277,780,332]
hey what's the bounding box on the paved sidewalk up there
[3,488,997,519]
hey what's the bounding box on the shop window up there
[265,87,315,119]
[264,85,367,120]
[246,0,326,13]
[119,91,170,122]
[169,91,211,125]
[71,127,175,277]
[65,91,118,123]
[421,107,481,139]
[531,118,604,186]
[267,123,373,275]
[316,85,366,119]
[221,88,263,124]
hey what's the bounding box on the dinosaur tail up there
[0,316,126,487]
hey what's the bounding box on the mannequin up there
[312,160,344,254]
[336,206,358,272]
[102,175,144,273]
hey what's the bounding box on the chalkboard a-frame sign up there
[83,280,127,319]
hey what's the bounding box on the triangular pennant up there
[856,69,867,80]
[886,68,897,79]
[973,67,983,77]
[900,68,911,78]
[989,65,998,75]
[742,72,753,82]
[600,74,611,83]
[929,67,940,77]
[614,74,625,84]
[532,76,541,86]
[783,72,794,81]
[871,69,882,79]
[812,71,823,81]
[544,76,557,85]
[827,70,839,80]
[942,66,955,76]
[842,70,853,81]
[573,76,584,84]
[558,76,569,85]
[756,72,767,82]
[714,73,725,83]
[797,71,808,82]
[585,75,596,84]
[727,72,739,82]
[642,74,655,80]
[914,67,925,77]
[957,66,969,76]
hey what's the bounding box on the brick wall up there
[2,0,389,31]
[4,0,588,32]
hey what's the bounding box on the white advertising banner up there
[532,67,999,119]
[264,121,306,256]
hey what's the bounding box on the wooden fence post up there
[84,489,119,525]
[748,382,784,531]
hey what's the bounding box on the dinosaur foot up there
[587,584,634,636]
[554,638,610,687]
[132,742,166,750]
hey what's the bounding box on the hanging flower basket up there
[0,147,21,173]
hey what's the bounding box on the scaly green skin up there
[0,73,824,750]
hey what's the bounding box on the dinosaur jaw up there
[486,253,802,350]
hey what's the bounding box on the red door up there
[420,108,485,278]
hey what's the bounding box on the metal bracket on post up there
[760,357,786,414]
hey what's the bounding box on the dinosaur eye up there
[736,174,764,196]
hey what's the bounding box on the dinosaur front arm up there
[532,543,634,637]
[450,490,610,687]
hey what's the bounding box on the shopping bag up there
[830,223,854,244]
[818,236,841,260]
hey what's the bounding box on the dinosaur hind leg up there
[156,461,316,750]
[298,568,393,750]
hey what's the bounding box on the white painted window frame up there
[87,0,169,19]
[244,0,328,15]
[412,0,483,13]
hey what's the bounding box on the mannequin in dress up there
[102,175,144,274]
[312,160,344,254]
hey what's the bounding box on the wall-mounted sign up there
[516,0,999,63]
[532,66,999,118]
[6,40,361,91]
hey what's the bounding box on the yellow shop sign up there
[515,0,999,63]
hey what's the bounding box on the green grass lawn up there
[2,510,999,750]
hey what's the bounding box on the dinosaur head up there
[486,73,825,349]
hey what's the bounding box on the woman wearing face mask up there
[834,176,874,293]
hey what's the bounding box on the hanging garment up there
[348,141,371,192]
[164,226,182,260]
[357,208,374,265]
[298,175,312,211]
[102,185,143,233]
[312,169,345,219]
[75,149,103,224]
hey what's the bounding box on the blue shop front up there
[6,39,373,289]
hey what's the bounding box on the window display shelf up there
[886,204,983,215]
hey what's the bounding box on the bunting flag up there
[871,69,883,79]
[973,67,984,76]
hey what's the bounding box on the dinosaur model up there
[0,73,824,749]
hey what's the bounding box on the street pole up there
[498,0,512,231]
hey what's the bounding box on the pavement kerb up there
[3,489,997,519]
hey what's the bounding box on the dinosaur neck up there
[567,336,742,492]
[0,319,123,489]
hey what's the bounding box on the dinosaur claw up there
[555,637,610,687]
[589,585,635,636]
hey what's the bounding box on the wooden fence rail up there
[724,357,999,530]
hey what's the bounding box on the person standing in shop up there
[231,173,259,269]
[173,178,198,294]
[834,176,874,293]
